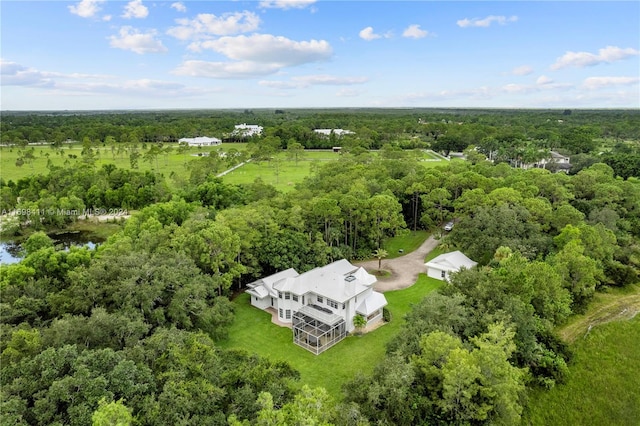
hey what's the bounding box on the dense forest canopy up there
[1,108,639,425]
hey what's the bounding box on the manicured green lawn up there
[523,315,640,426]
[219,274,444,399]
[383,230,429,259]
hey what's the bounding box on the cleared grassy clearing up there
[523,314,640,426]
[219,274,444,398]
[383,230,429,259]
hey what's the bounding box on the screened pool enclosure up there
[292,304,347,355]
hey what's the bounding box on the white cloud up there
[502,77,571,94]
[167,11,260,40]
[259,0,316,9]
[402,24,429,39]
[583,76,640,89]
[173,60,282,79]
[0,60,111,88]
[170,2,186,13]
[359,27,381,41]
[122,0,149,19]
[336,88,362,97]
[511,65,533,76]
[1,60,53,87]
[551,46,640,70]
[102,15,112,22]
[194,34,332,67]
[294,75,368,85]
[68,0,105,18]
[109,27,167,54]
[259,74,368,89]
[501,83,534,94]
[173,35,332,79]
[56,79,188,95]
[536,75,553,85]
[457,15,518,28]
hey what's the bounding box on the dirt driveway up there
[355,235,439,292]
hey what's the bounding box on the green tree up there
[22,231,54,255]
[92,398,133,426]
[286,140,306,165]
[368,193,406,249]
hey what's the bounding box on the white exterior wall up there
[250,296,271,310]
[276,292,303,323]
[345,299,356,332]
[427,266,446,280]
[366,311,383,326]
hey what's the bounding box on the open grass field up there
[523,314,640,426]
[1,144,450,194]
[218,273,444,399]
[523,284,640,425]
[220,149,449,192]
[220,150,339,192]
[0,143,247,182]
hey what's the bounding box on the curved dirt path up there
[355,235,439,292]
[558,289,640,343]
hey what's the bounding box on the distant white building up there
[532,151,571,173]
[246,259,388,354]
[314,129,354,137]
[425,251,477,281]
[233,123,263,137]
[179,136,221,147]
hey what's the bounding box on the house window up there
[317,296,323,303]
[342,303,345,310]
[278,292,283,299]
[441,270,446,278]
[302,296,305,304]
[285,292,291,300]
[327,299,338,309]
[279,308,283,318]
[292,294,299,302]
[286,309,291,319]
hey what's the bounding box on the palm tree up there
[353,314,367,335]
[373,248,388,270]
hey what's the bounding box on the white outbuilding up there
[425,250,477,281]
[179,136,221,147]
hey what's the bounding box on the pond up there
[0,231,103,265]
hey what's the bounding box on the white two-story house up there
[246,259,388,354]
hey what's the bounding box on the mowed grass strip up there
[523,314,640,426]
[219,274,444,398]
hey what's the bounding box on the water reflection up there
[0,231,102,265]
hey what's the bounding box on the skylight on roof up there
[344,275,356,282]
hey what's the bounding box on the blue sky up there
[1,1,639,110]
